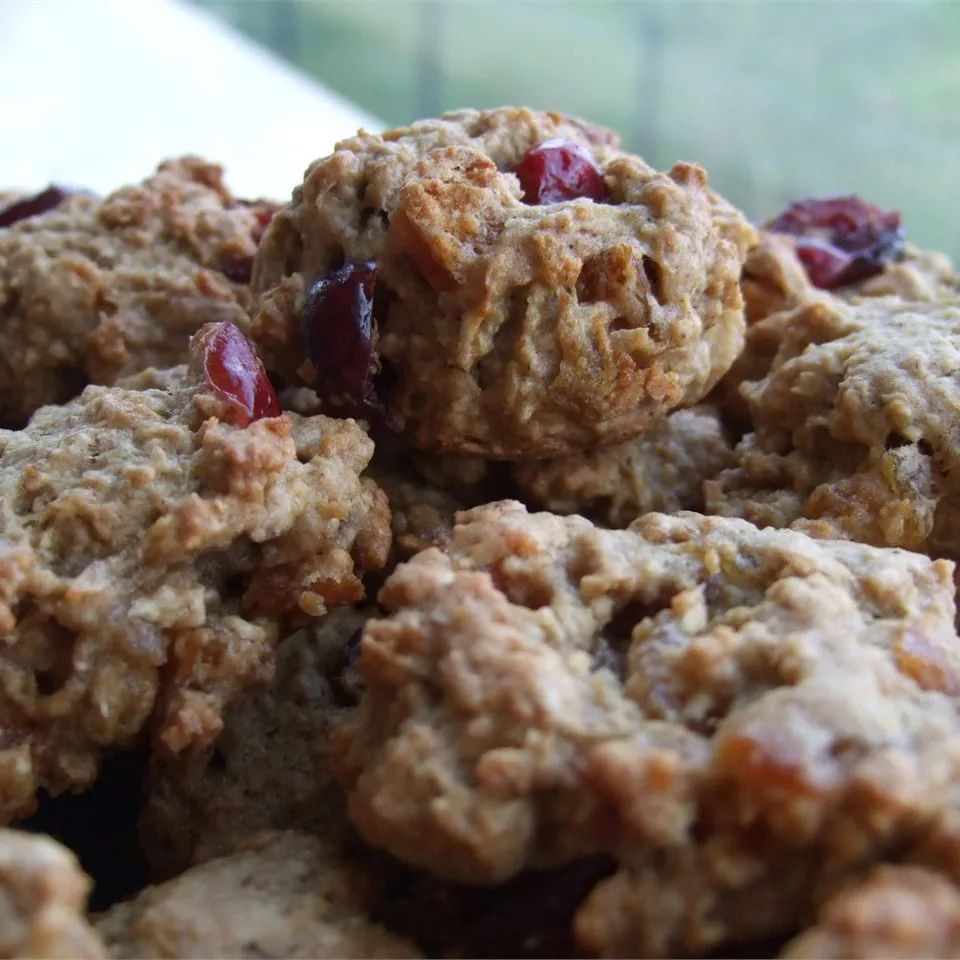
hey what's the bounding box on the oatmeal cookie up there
[94,831,420,958]
[334,501,960,955]
[719,230,959,426]
[140,606,369,879]
[706,297,960,553]
[740,230,822,325]
[0,324,389,822]
[782,865,960,959]
[0,157,273,424]
[741,232,959,328]
[252,106,754,457]
[513,405,735,527]
[0,828,103,959]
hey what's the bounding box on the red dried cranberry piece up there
[514,138,608,205]
[220,254,254,284]
[237,199,276,242]
[197,321,280,425]
[0,186,75,228]
[767,195,904,289]
[300,261,388,422]
[219,203,275,284]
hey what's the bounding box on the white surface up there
[0,0,383,200]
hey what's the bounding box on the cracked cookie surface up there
[706,297,960,555]
[334,500,960,955]
[252,107,753,457]
[0,329,389,822]
[0,158,273,424]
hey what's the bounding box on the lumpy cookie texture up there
[719,233,960,425]
[140,606,369,879]
[0,829,104,959]
[369,465,465,558]
[252,106,754,456]
[513,405,735,527]
[782,865,960,959]
[706,298,960,554]
[0,157,273,423]
[95,831,420,959]
[0,331,389,822]
[334,501,960,955]
[741,231,959,328]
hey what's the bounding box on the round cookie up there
[252,107,754,457]
[706,297,960,554]
[95,832,420,958]
[0,324,389,822]
[0,158,273,424]
[740,230,960,329]
[333,500,960,955]
[716,226,960,427]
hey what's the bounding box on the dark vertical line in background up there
[418,0,445,119]
[271,0,302,67]
[635,1,664,163]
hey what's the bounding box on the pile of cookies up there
[1,107,959,958]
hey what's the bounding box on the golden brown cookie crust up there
[707,297,960,554]
[252,107,754,457]
[334,501,960,955]
[0,158,273,423]
[0,334,389,822]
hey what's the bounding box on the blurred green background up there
[193,0,959,259]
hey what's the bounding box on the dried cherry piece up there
[766,195,904,289]
[238,199,276,243]
[220,254,254,284]
[0,185,76,228]
[196,321,280,425]
[300,260,389,422]
[514,138,608,205]
[219,202,275,284]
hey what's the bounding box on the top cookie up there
[0,159,273,424]
[252,107,754,457]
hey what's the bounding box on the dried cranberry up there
[0,186,75,227]
[766,195,904,289]
[220,254,254,284]
[300,261,388,422]
[514,138,608,205]
[238,199,276,243]
[196,321,280,425]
